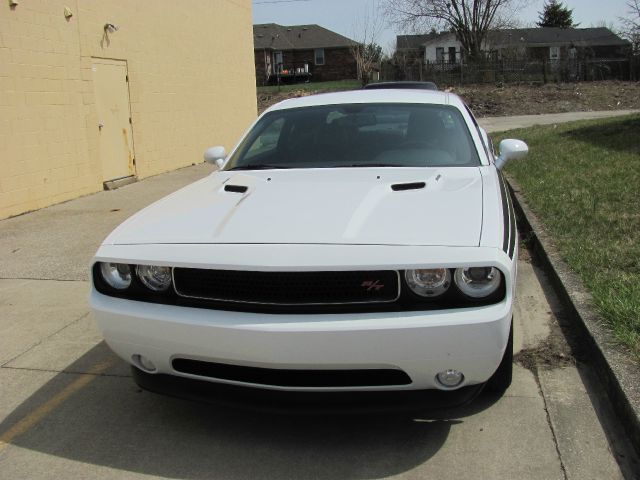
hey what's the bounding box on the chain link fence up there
[382,57,638,86]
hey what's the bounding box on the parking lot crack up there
[0,276,87,282]
[531,366,569,480]
[0,312,91,368]
[0,365,131,378]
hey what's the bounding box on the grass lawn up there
[257,79,361,94]
[494,115,640,355]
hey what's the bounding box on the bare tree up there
[351,1,386,85]
[619,0,640,53]
[385,0,529,60]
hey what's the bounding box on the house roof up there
[422,32,457,47]
[417,27,630,49]
[253,24,357,50]
[396,33,439,51]
[487,27,630,48]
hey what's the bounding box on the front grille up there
[172,268,400,305]
[172,359,412,387]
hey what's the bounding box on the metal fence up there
[382,57,638,86]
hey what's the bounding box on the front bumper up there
[91,289,513,393]
[131,366,484,414]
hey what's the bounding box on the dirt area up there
[454,81,640,117]
[257,81,640,117]
[515,244,586,373]
[516,334,576,372]
[258,90,315,114]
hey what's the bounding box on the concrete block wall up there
[0,0,257,219]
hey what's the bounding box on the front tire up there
[485,320,513,393]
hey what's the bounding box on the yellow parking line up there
[0,359,115,454]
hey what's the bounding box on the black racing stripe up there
[506,180,517,259]
[497,172,510,255]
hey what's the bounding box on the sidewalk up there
[479,109,639,132]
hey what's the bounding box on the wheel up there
[485,319,513,393]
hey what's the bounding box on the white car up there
[90,87,528,408]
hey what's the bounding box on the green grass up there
[257,79,361,94]
[494,115,640,355]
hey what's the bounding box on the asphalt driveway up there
[1,112,638,478]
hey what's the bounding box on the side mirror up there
[495,139,528,170]
[203,146,227,169]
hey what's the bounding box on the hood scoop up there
[391,181,426,191]
[224,184,248,193]
[105,167,483,247]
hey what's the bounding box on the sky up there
[252,0,632,53]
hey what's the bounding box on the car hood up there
[105,167,483,247]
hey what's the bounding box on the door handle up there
[98,122,104,130]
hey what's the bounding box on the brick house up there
[254,23,358,85]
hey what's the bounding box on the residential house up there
[487,27,630,60]
[422,32,462,63]
[395,32,439,63]
[254,24,358,85]
[0,0,257,219]
[417,27,630,63]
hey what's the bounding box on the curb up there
[506,176,640,456]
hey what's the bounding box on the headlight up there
[136,265,172,292]
[405,268,451,297]
[454,267,501,298]
[99,262,132,290]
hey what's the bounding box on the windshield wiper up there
[227,164,293,171]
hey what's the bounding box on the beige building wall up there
[0,0,256,219]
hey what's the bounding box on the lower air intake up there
[172,359,412,387]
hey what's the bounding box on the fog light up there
[132,354,157,373]
[436,369,464,388]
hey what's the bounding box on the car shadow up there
[559,116,640,155]
[0,342,501,479]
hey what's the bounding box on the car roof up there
[363,81,438,91]
[266,89,463,113]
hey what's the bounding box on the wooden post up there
[542,58,547,84]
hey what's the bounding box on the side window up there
[436,47,444,62]
[464,103,491,160]
[244,117,285,161]
[314,48,325,66]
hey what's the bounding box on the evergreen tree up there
[537,0,578,28]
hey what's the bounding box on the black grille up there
[172,359,412,387]
[173,268,399,305]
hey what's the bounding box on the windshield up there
[225,103,480,170]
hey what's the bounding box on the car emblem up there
[361,280,384,291]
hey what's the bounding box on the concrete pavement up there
[479,109,639,133]
[1,116,638,478]
[0,164,214,282]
